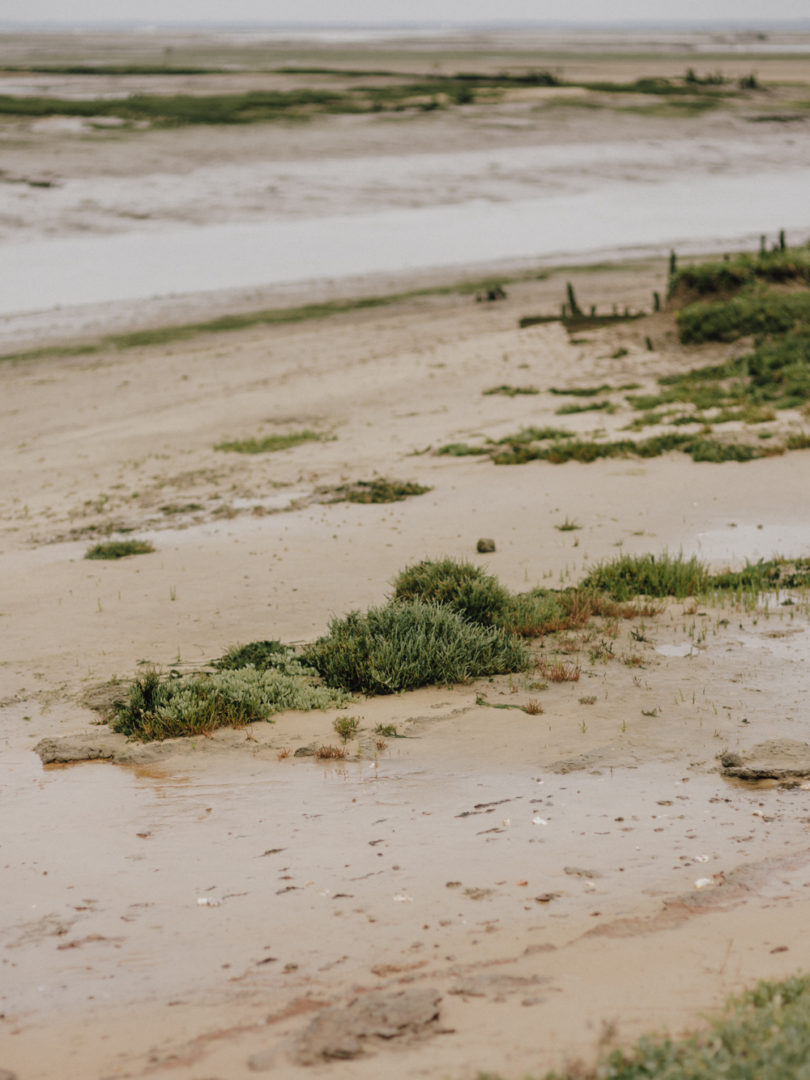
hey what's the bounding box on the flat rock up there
[35,731,128,764]
[720,739,810,780]
[250,988,442,1068]
[35,731,167,766]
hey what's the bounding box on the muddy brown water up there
[5,732,810,1024]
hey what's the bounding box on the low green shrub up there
[303,599,530,695]
[677,292,810,344]
[392,558,512,626]
[111,660,352,741]
[669,246,810,300]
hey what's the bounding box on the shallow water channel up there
[2,163,810,317]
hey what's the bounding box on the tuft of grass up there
[325,479,431,503]
[482,385,540,397]
[214,430,322,454]
[555,400,616,415]
[214,640,289,670]
[374,723,400,737]
[540,973,810,1080]
[85,539,155,560]
[302,599,530,695]
[536,658,581,682]
[581,552,710,600]
[333,716,360,742]
[549,384,611,397]
[555,517,582,532]
[111,660,353,742]
[711,556,810,592]
[315,744,346,760]
[496,427,572,445]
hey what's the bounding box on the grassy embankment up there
[441,242,810,465]
[0,67,761,126]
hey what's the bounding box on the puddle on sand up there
[3,746,810,1023]
[689,523,810,566]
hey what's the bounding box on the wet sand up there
[3,26,810,1080]
[4,270,810,1079]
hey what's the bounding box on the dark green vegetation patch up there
[325,479,432,504]
[582,552,710,600]
[445,242,810,468]
[214,430,323,454]
[85,539,155,560]
[302,599,530,695]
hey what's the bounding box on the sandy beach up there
[3,26,810,1080]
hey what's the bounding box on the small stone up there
[476,538,496,553]
[293,746,315,757]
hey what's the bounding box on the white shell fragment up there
[196,897,221,907]
[694,877,714,890]
[532,816,549,826]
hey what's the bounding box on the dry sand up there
[3,28,810,1080]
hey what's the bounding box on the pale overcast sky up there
[2,0,808,24]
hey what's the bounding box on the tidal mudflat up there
[3,25,810,1080]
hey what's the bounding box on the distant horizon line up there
[2,17,810,31]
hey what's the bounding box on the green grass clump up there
[214,430,322,454]
[490,431,778,465]
[392,558,512,627]
[214,640,289,670]
[495,426,572,446]
[326,479,431,503]
[677,292,810,345]
[482,385,540,397]
[549,384,611,397]
[555,400,615,415]
[0,89,354,125]
[669,246,810,300]
[581,552,710,599]
[712,557,810,591]
[111,660,352,741]
[541,974,810,1080]
[85,539,155,560]
[303,599,530,695]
